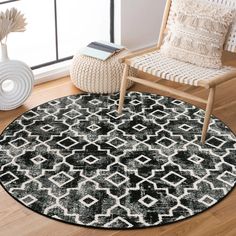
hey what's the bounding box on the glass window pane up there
[0,0,56,67]
[57,0,110,58]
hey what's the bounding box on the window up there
[0,0,114,69]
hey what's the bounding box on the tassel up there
[198,43,209,55]
[216,22,227,33]
[189,17,199,28]
[184,15,200,28]
[184,15,193,26]
[171,37,181,47]
[164,32,172,44]
[203,20,214,32]
[210,46,220,57]
[185,39,193,50]
[177,13,187,23]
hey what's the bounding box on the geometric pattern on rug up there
[0,92,236,229]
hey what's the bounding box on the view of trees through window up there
[0,0,113,69]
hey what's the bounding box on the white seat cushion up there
[129,50,235,86]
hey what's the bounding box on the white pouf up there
[70,51,137,94]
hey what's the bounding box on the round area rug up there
[0,92,236,229]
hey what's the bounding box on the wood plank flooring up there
[0,52,235,236]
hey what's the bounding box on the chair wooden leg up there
[118,64,129,114]
[201,87,216,144]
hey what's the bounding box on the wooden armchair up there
[117,0,236,144]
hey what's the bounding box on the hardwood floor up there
[0,52,236,236]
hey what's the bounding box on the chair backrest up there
[158,0,236,53]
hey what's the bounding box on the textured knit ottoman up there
[70,51,136,94]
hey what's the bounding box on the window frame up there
[0,0,115,70]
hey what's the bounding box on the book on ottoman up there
[80,41,125,61]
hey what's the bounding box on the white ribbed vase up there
[0,44,34,111]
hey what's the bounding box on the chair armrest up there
[199,70,236,88]
[118,46,159,63]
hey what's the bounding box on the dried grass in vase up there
[0,7,27,44]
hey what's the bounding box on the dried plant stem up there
[0,8,27,44]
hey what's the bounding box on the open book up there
[79,41,125,61]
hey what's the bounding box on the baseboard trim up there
[34,60,71,85]
[34,42,157,85]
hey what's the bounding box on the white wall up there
[36,0,166,83]
[118,0,166,50]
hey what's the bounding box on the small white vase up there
[0,44,34,111]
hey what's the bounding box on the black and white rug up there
[0,92,236,229]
